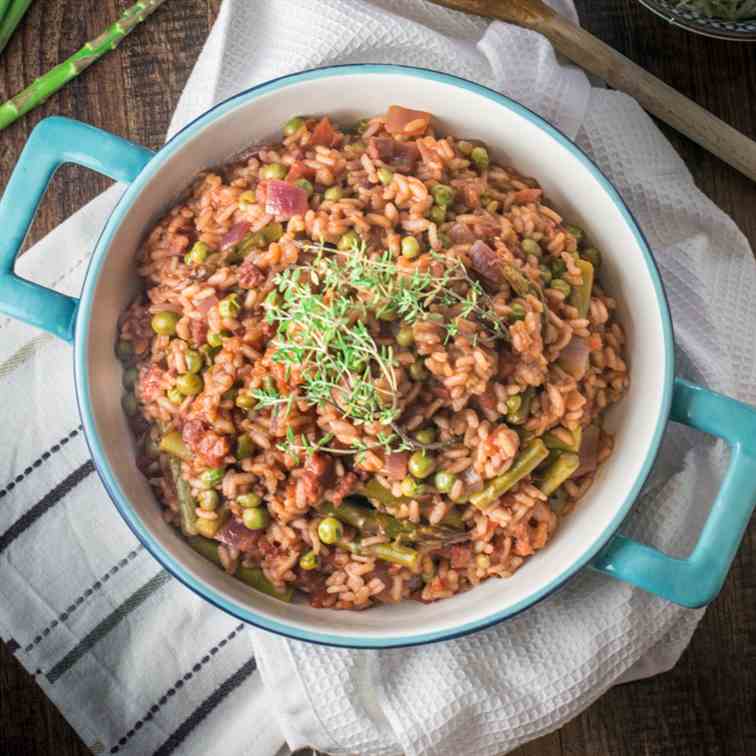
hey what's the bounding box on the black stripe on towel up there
[0,459,94,555]
[109,624,246,754]
[0,427,82,500]
[46,570,171,684]
[151,655,258,756]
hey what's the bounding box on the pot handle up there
[0,117,153,341]
[590,377,756,607]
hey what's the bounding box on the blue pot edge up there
[73,63,675,649]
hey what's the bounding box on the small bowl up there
[1,65,755,648]
[638,1,756,41]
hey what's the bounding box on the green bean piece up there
[409,450,435,479]
[582,247,601,270]
[469,439,549,510]
[400,235,420,259]
[195,511,227,539]
[324,186,343,201]
[187,534,223,565]
[260,163,287,180]
[551,279,571,298]
[506,387,533,425]
[433,470,456,494]
[521,238,542,258]
[430,205,446,224]
[431,183,455,207]
[237,493,262,508]
[263,222,284,243]
[283,115,305,136]
[159,431,192,461]
[470,146,489,170]
[115,339,133,362]
[200,467,226,489]
[151,311,179,336]
[219,294,241,320]
[377,167,393,186]
[121,393,138,417]
[338,230,359,251]
[318,516,343,544]
[169,457,198,536]
[299,550,319,570]
[543,426,582,453]
[243,507,269,530]
[236,433,254,460]
[122,366,138,390]
[338,539,419,570]
[415,428,436,445]
[295,178,314,197]
[569,259,594,318]
[539,452,580,496]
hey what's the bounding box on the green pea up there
[115,340,133,362]
[551,258,567,277]
[207,331,224,348]
[260,163,287,180]
[415,428,436,445]
[409,360,428,382]
[198,489,219,512]
[151,311,179,336]
[167,387,184,405]
[121,393,138,417]
[295,178,314,197]
[237,492,262,508]
[566,224,584,243]
[185,241,209,266]
[236,433,254,460]
[476,554,491,569]
[283,116,305,136]
[434,470,456,493]
[377,167,394,186]
[176,373,203,396]
[243,507,269,530]
[409,450,436,480]
[430,205,446,224]
[401,236,421,259]
[551,279,572,297]
[185,350,203,375]
[318,517,343,545]
[506,394,522,414]
[355,118,370,133]
[539,265,553,286]
[122,366,138,390]
[262,222,284,243]
[299,550,319,570]
[235,392,256,410]
[521,238,541,257]
[219,294,241,320]
[324,186,343,201]
[200,467,226,489]
[400,477,419,497]
[396,325,415,348]
[338,230,359,251]
[509,303,526,322]
[431,183,455,207]
[583,247,601,269]
[470,146,489,170]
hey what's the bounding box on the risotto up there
[117,105,629,609]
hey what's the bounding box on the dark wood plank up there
[0,2,754,755]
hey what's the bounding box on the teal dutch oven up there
[1,65,755,648]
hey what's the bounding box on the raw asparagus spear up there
[337,539,419,570]
[0,0,33,56]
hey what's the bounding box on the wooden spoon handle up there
[431,0,756,183]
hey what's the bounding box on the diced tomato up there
[286,161,316,182]
[310,116,337,147]
[385,105,431,137]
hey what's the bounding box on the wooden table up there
[1,2,754,754]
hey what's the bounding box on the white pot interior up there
[81,69,670,644]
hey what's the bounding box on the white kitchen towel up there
[0,1,754,755]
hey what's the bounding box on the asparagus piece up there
[159,430,192,461]
[338,539,419,570]
[0,1,168,131]
[169,457,197,537]
[543,425,582,453]
[187,536,294,602]
[470,439,549,510]
[322,501,466,546]
[355,479,467,533]
[569,260,594,318]
[539,452,580,496]
[0,0,33,56]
